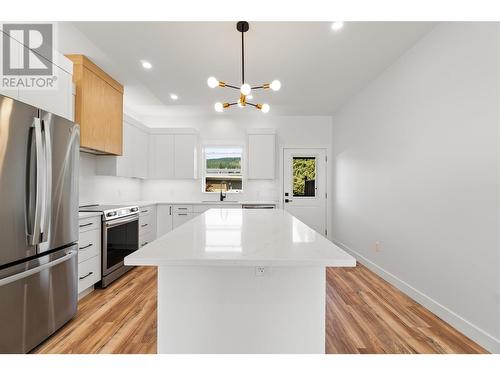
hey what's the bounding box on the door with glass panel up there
[282,148,327,235]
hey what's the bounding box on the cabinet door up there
[135,127,149,178]
[149,134,174,178]
[116,121,134,176]
[248,134,276,179]
[157,205,173,237]
[0,31,20,100]
[80,67,107,152]
[174,134,197,179]
[103,82,123,155]
[173,212,193,229]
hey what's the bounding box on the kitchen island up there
[125,209,355,353]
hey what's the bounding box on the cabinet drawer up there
[78,216,100,233]
[77,255,101,293]
[173,205,193,214]
[139,213,155,234]
[139,205,156,217]
[195,204,241,213]
[78,229,101,263]
[173,212,193,228]
[139,230,156,248]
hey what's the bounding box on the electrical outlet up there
[255,266,266,277]
[374,241,381,252]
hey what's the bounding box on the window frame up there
[202,144,245,194]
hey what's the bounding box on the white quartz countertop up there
[125,209,356,267]
[78,212,102,219]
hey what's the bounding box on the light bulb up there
[240,83,251,96]
[207,76,219,88]
[331,21,344,31]
[141,60,152,69]
[270,80,281,91]
[214,102,224,112]
[261,103,270,113]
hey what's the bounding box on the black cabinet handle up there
[79,243,93,250]
[169,206,172,215]
[79,222,92,228]
[178,213,188,216]
[141,210,149,213]
[141,241,149,247]
[79,272,93,280]
[141,223,148,227]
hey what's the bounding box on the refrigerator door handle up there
[41,118,52,243]
[0,250,77,287]
[27,117,45,246]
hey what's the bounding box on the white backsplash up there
[79,152,142,206]
[141,179,279,202]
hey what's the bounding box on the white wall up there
[331,22,500,352]
[141,115,332,203]
[79,152,142,206]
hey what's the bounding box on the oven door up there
[102,214,139,276]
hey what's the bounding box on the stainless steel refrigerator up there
[0,94,80,353]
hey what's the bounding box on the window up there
[204,146,243,193]
[292,157,316,197]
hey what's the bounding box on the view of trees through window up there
[292,157,316,197]
[204,147,243,193]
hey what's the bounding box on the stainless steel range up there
[79,205,139,287]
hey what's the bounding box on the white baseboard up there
[333,239,500,354]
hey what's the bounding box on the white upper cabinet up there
[174,134,198,179]
[96,117,149,178]
[149,134,175,179]
[149,130,198,179]
[247,129,276,180]
[0,29,74,120]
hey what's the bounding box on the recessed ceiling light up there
[331,22,344,31]
[170,93,178,101]
[141,60,152,69]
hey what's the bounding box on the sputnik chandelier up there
[207,21,281,113]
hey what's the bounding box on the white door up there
[283,148,327,236]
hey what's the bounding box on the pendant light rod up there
[242,30,245,84]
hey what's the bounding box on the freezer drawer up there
[0,245,78,353]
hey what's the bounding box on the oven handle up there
[104,214,139,228]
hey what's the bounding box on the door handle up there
[41,118,52,243]
[0,250,77,287]
[285,199,293,203]
[28,117,44,246]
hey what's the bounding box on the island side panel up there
[157,265,326,354]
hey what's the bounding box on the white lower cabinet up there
[78,216,102,296]
[139,205,157,248]
[172,205,194,229]
[157,204,173,237]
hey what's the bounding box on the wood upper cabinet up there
[66,54,124,155]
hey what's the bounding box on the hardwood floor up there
[34,264,487,354]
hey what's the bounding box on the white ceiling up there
[61,22,435,118]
